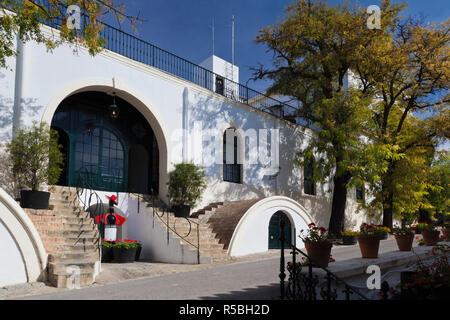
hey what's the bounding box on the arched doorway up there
[51,91,159,194]
[268,211,292,249]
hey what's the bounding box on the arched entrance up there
[268,211,292,249]
[51,91,159,194]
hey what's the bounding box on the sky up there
[108,0,449,93]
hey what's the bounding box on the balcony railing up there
[38,3,300,122]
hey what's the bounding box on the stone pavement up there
[2,237,447,300]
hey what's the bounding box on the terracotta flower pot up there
[394,234,414,251]
[357,235,381,258]
[442,228,450,241]
[421,230,440,246]
[305,241,333,268]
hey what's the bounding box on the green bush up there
[7,122,64,191]
[167,162,207,208]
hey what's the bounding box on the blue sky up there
[111,0,449,93]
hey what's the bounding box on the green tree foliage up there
[167,162,207,208]
[253,0,404,236]
[0,0,141,68]
[356,13,450,227]
[7,121,64,191]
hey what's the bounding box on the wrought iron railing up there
[279,218,369,300]
[36,1,300,122]
[135,190,201,264]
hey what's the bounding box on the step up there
[48,271,95,288]
[64,236,99,245]
[49,260,96,274]
[62,217,96,225]
[63,243,99,252]
[55,211,92,219]
[48,251,99,263]
[63,223,98,232]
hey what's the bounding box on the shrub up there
[167,162,207,208]
[7,122,64,191]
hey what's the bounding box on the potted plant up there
[356,223,384,258]
[167,162,207,218]
[7,122,64,209]
[417,223,440,246]
[376,225,391,240]
[101,240,114,262]
[299,222,333,268]
[392,224,415,251]
[134,240,142,261]
[341,229,358,245]
[112,239,140,263]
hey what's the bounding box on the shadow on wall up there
[0,144,18,199]
[185,91,334,228]
[0,71,45,198]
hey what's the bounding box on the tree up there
[253,0,403,236]
[0,0,142,68]
[355,15,450,228]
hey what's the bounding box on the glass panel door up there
[73,127,125,191]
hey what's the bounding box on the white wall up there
[0,188,47,287]
[77,190,198,264]
[0,219,27,286]
[227,197,313,257]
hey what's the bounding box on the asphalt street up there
[18,238,402,300]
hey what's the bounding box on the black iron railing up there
[36,2,300,122]
[136,190,201,264]
[279,218,369,300]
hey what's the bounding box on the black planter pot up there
[173,205,190,218]
[20,190,50,210]
[135,246,142,261]
[113,247,137,263]
[101,247,113,262]
[342,235,357,245]
[380,232,389,240]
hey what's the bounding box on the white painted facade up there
[0,22,374,274]
[0,188,47,287]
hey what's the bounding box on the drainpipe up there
[12,36,25,137]
[182,87,189,162]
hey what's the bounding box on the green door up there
[268,212,292,249]
[71,127,126,192]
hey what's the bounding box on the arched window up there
[223,128,242,183]
[356,185,365,201]
[74,127,125,191]
[304,157,315,195]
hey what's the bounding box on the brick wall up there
[25,209,65,254]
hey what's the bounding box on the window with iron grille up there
[304,158,315,195]
[223,129,242,183]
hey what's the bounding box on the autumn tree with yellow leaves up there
[254,0,449,235]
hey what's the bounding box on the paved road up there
[19,239,401,300]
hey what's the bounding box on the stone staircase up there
[142,198,263,263]
[26,185,100,288]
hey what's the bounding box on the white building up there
[0,17,369,288]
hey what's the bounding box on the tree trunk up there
[382,163,395,229]
[382,189,393,230]
[328,173,351,238]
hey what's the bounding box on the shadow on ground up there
[197,283,281,300]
